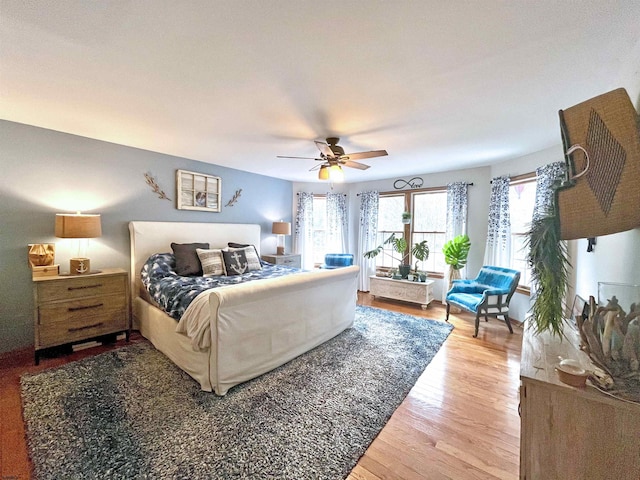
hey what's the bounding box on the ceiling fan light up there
[329,164,344,182]
[318,164,330,180]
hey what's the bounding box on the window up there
[374,189,447,274]
[509,175,536,289]
[411,190,447,273]
[375,194,405,268]
[311,196,327,265]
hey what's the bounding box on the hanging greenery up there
[525,215,571,338]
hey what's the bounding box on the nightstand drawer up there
[39,311,128,347]
[38,295,126,325]
[261,254,301,268]
[36,275,125,302]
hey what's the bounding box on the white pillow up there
[196,248,225,276]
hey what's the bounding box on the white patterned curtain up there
[326,193,348,253]
[446,182,468,240]
[443,182,469,299]
[533,161,566,221]
[295,192,314,270]
[357,191,379,291]
[484,176,511,267]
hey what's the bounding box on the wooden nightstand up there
[261,253,302,269]
[32,268,131,364]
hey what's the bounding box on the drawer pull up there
[68,303,104,312]
[68,283,103,291]
[68,322,104,332]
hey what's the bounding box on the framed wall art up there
[176,169,221,212]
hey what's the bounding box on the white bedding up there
[175,289,213,349]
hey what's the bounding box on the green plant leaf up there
[393,237,407,254]
[411,240,429,262]
[442,234,470,270]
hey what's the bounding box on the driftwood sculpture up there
[578,296,640,401]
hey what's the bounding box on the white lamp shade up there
[329,164,344,182]
[318,165,330,180]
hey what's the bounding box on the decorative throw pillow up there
[222,249,249,276]
[171,242,209,276]
[226,245,262,271]
[196,248,225,276]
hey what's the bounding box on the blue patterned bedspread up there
[141,253,301,320]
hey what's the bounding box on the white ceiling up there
[2,1,639,183]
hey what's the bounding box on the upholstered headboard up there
[128,221,261,300]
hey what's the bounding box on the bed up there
[129,221,359,395]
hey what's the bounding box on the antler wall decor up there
[225,189,242,207]
[144,172,171,201]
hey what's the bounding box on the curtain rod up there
[356,182,474,195]
[296,192,346,196]
[490,172,535,183]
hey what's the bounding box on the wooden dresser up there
[33,268,130,364]
[520,324,640,479]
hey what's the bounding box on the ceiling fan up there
[277,137,388,181]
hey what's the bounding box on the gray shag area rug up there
[21,305,453,480]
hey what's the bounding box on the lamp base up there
[276,246,285,255]
[70,258,91,275]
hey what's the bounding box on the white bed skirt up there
[134,266,359,394]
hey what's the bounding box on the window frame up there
[311,194,327,267]
[375,187,447,277]
[508,172,537,295]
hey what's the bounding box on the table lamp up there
[55,213,102,275]
[272,221,291,255]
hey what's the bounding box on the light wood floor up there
[0,295,522,479]
[350,294,523,480]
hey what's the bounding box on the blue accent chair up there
[445,266,521,337]
[321,253,354,269]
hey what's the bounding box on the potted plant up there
[442,234,471,285]
[412,240,430,281]
[401,211,412,224]
[364,234,426,280]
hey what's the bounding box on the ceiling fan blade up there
[315,140,335,158]
[342,160,370,170]
[277,155,322,160]
[342,150,388,161]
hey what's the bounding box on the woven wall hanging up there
[556,88,640,240]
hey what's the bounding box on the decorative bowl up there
[555,359,589,387]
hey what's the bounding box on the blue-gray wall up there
[0,120,293,354]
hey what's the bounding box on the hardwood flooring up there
[0,295,522,479]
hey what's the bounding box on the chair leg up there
[473,312,480,338]
[503,314,514,334]
[445,302,451,322]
